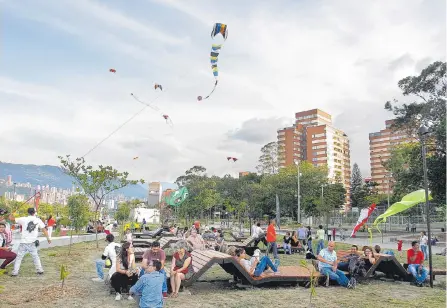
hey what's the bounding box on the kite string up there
[82,105,148,158]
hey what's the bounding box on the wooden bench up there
[403,263,447,280]
[219,255,320,287]
[165,249,233,287]
[226,231,248,242]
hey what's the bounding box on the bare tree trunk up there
[68,228,73,255]
[95,209,99,248]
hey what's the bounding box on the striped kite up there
[197,23,228,101]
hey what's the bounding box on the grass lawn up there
[0,241,445,308]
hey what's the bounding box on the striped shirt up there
[1,224,12,247]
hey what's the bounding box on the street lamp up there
[418,124,433,288]
[294,160,301,223]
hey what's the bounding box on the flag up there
[373,189,431,227]
[166,187,189,207]
[350,203,376,237]
[275,194,280,229]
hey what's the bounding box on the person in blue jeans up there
[407,241,428,287]
[141,242,168,298]
[236,248,280,277]
[317,241,353,288]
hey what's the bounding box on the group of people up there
[93,226,203,308]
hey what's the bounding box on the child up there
[283,232,292,255]
[125,228,133,244]
[397,239,403,257]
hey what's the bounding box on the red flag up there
[350,203,376,237]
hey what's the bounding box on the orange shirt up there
[47,218,56,227]
[266,224,276,243]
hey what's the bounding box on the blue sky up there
[1,0,445,183]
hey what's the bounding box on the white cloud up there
[1,0,445,183]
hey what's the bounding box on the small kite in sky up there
[226,157,238,162]
[162,114,173,127]
[133,156,139,160]
[154,83,163,91]
[109,68,116,73]
[197,23,228,101]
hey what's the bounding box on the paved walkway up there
[337,235,445,254]
[9,233,106,252]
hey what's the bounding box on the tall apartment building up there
[369,120,413,194]
[277,109,351,206]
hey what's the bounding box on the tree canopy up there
[384,61,446,206]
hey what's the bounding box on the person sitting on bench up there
[141,241,167,298]
[235,248,280,277]
[407,241,428,287]
[317,241,353,288]
[337,245,359,272]
[187,229,206,250]
[283,232,292,255]
[170,240,194,298]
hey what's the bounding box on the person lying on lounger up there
[235,248,280,277]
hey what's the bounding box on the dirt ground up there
[0,241,445,308]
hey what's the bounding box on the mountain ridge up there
[0,162,148,198]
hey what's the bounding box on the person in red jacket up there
[266,219,278,260]
[407,241,428,287]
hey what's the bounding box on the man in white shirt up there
[92,233,121,282]
[253,222,267,247]
[9,207,51,276]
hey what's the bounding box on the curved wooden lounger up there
[134,237,181,259]
[220,256,319,286]
[166,250,234,287]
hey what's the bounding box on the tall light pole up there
[13,183,17,201]
[295,160,301,223]
[419,125,433,288]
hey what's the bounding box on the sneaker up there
[37,271,44,275]
[92,277,104,282]
[273,271,281,275]
[127,295,134,301]
[163,292,168,299]
[273,259,280,268]
[115,293,122,301]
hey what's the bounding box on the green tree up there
[256,141,279,174]
[350,163,364,208]
[67,195,90,254]
[384,61,446,205]
[59,155,144,247]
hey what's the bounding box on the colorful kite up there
[154,83,163,91]
[162,114,173,127]
[227,156,238,162]
[197,23,228,101]
[350,203,376,237]
[109,68,116,73]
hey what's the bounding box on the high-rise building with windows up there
[369,120,413,194]
[277,109,351,206]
